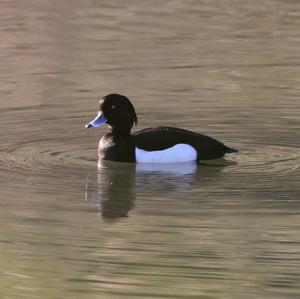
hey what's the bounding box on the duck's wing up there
[133,126,236,160]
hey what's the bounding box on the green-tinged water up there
[0,1,299,298]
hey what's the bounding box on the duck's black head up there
[86,94,138,135]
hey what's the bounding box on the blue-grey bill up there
[85,111,107,129]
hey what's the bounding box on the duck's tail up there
[226,147,239,154]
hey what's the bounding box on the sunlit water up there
[1,1,300,298]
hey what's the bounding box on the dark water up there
[1,1,300,298]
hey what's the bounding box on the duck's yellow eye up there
[112,105,116,110]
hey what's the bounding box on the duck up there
[86,93,238,163]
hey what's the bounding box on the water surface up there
[0,1,300,298]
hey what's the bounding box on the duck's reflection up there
[90,161,136,219]
[85,159,229,219]
[136,162,197,175]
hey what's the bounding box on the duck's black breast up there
[98,133,136,162]
[133,126,232,160]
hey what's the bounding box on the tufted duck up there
[86,94,238,163]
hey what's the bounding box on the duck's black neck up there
[109,126,132,137]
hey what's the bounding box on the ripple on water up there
[0,140,299,179]
[1,135,299,208]
[1,141,96,176]
[231,143,300,175]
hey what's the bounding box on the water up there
[1,1,300,298]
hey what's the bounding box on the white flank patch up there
[135,143,197,163]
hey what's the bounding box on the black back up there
[133,126,232,160]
